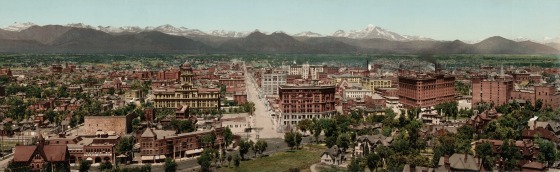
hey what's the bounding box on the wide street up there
[243,62,283,139]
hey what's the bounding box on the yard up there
[221,144,326,172]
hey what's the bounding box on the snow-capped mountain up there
[544,36,560,43]
[208,30,250,38]
[513,36,532,42]
[332,24,430,41]
[97,26,144,33]
[3,22,37,31]
[332,24,404,40]
[66,23,95,30]
[293,31,323,37]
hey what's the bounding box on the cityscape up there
[0,1,560,172]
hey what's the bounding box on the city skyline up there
[1,0,559,42]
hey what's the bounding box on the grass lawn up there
[221,145,326,172]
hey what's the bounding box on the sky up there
[0,0,559,41]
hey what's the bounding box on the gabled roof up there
[13,145,37,162]
[43,145,68,162]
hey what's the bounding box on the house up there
[522,161,545,172]
[402,164,435,172]
[437,153,482,171]
[320,145,345,166]
[12,134,70,171]
[354,134,393,157]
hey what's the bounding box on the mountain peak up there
[3,22,37,31]
[332,24,427,41]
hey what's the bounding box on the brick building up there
[12,134,70,171]
[398,74,455,108]
[471,76,514,107]
[511,85,559,109]
[219,78,245,87]
[45,133,120,164]
[153,62,221,110]
[139,127,224,162]
[279,84,336,125]
[156,69,180,81]
[83,114,136,136]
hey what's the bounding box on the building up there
[471,76,514,107]
[511,85,559,109]
[83,114,136,136]
[156,69,180,81]
[437,153,482,171]
[12,134,70,171]
[320,145,345,166]
[398,74,455,108]
[139,127,224,162]
[343,88,372,99]
[362,77,392,93]
[45,132,120,164]
[219,78,245,87]
[279,84,336,125]
[261,70,287,95]
[153,62,221,110]
[283,64,323,80]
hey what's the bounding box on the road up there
[243,62,283,140]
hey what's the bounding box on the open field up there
[220,144,326,172]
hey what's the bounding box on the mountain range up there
[0,22,558,54]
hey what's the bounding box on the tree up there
[295,132,303,149]
[116,136,134,155]
[98,161,113,171]
[336,133,351,152]
[284,132,296,149]
[164,158,177,172]
[537,138,559,167]
[297,119,312,134]
[255,139,268,156]
[250,140,257,158]
[227,154,233,166]
[234,154,241,168]
[198,149,212,172]
[79,160,91,172]
[476,142,494,171]
[224,127,234,149]
[239,139,251,160]
[366,153,380,172]
[348,158,364,172]
[500,140,521,171]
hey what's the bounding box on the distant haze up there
[0,0,559,42]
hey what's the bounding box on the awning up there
[141,156,154,161]
[157,155,166,159]
[86,157,93,161]
[185,148,203,155]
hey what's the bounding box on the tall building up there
[279,84,336,125]
[261,69,287,95]
[471,76,513,107]
[512,85,559,109]
[362,77,392,93]
[153,62,220,110]
[282,64,324,80]
[398,74,455,108]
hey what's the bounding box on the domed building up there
[153,61,220,113]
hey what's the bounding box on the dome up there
[181,61,192,68]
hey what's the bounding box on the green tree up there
[224,127,234,149]
[197,149,213,172]
[164,158,177,172]
[239,139,251,160]
[284,132,296,149]
[227,154,233,166]
[366,153,380,172]
[348,158,364,172]
[476,142,494,171]
[116,136,134,155]
[234,154,241,168]
[255,139,268,156]
[297,119,312,134]
[79,160,91,172]
[500,140,521,171]
[295,132,302,149]
[98,161,113,171]
[336,133,351,152]
[537,138,559,167]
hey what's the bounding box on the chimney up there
[464,153,468,163]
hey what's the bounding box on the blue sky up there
[0,0,559,41]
